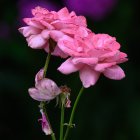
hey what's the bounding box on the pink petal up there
[50,30,64,42]
[40,20,55,30]
[23,18,45,29]
[41,30,50,39]
[35,68,44,85]
[58,36,83,56]
[28,78,61,101]
[37,78,61,95]
[58,58,81,75]
[51,20,76,30]
[27,34,46,49]
[69,11,76,17]
[73,16,87,27]
[94,62,116,72]
[100,50,119,59]
[57,7,69,19]
[92,34,120,50]
[103,65,125,80]
[60,28,76,35]
[79,66,100,88]
[28,88,49,101]
[18,26,41,37]
[32,6,49,16]
[104,52,128,63]
[61,26,89,38]
[44,45,68,58]
[72,57,98,65]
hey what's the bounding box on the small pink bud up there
[28,78,61,101]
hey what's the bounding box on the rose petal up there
[58,58,82,74]
[72,57,98,65]
[58,36,84,56]
[18,26,41,37]
[73,16,87,27]
[50,30,64,42]
[41,30,50,39]
[24,18,45,29]
[51,20,76,30]
[32,6,49,16]
[103,65,125,80]
[57,7,69,19]
[40,20,55,30]
[44,45,68,58]
[61,26,89,38]
[94,62,116,72]
[28,34,46,49]
[79,66,100,88]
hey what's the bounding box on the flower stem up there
[60,105,65,140]
[64,86,84,140]
[43,48,51,78]
[42,40,56,140]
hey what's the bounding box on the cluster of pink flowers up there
[19,6,127,88]
[19,6,128,137]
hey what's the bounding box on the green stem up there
[43,48,51,78]
[60,105,65,140]
[64,86,84,140]
[42,42,56,140]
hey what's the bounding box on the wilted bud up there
[60,85,71,108]
[65,97,71,108]
[39,109,52,135]
[28,78,61,101]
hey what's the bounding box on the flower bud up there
[60,85,71,108]
[39,109,52,135]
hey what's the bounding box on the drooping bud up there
[39,109,52,135]
[65,96,71,108]
[60,85,71,108]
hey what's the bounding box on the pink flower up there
[28,78,61,101]
[39,109,52,135]
[18,6,90,58]
[58,34,128,88]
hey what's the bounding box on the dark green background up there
[0,0,139,140]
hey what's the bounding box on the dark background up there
[0,0,139,140]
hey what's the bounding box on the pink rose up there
[58,34,128,88]
[18,6,90,58]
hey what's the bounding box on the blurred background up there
[0,0,139,139]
